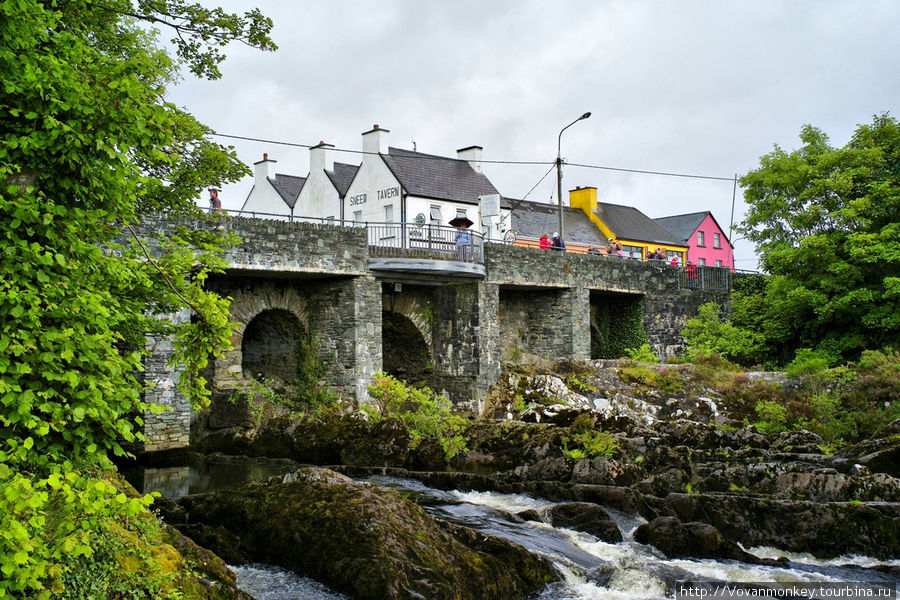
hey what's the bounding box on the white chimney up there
[457,145,483,173]
[310,141,335,173]
[362,124,389,156]
[254,153,276,184]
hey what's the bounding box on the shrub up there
[565,374,597,394]
[618,365,683,395]
[366,373,468,460]
[682,302,762,365]
[623,343,658,363]
[753,400,788,434]
[562,416,618,459]
[786,348,834,379]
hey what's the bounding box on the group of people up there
[538,232,567,251]
[647,247,668,262]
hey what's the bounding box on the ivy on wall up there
[591,294,647,359]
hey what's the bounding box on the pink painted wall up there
[687,213,733,269]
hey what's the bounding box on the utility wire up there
[212,132,736,182]
[566,162,735,182]
[512,163,556,208]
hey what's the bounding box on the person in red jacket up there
[539,232,551,250]
[686,260,698,289]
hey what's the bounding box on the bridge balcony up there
[364,222,485,280]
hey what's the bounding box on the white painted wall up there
[240,182,292,220]
[342,153,402,224]
[240,157,293,220]
[296,145,340,221]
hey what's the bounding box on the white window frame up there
[697,231,705,247]
[713,233,721,249]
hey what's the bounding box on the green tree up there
[739,114,900,361]
[681,302,762,364]
[0,1,274,596]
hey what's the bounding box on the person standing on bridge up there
[208,186,222,213]
[455,226,471,261]
[551,231,566,252]
[539,232,551,250]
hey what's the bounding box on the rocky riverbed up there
[150,359,899,597]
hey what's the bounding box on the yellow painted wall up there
[569,187,687,260]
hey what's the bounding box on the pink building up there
[654,211,734,269]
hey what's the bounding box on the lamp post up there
[556,112,591,241]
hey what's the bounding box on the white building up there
[240,125,511,241]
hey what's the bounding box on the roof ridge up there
[387,146,466,162]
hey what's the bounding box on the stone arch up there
[210,281,310,389]
[381,291,433,350]
[241,308,305,383]
[381,288,434,381]
[381,311,431,381]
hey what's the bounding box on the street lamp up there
[557,111,591,241]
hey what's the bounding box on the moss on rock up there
[171,466,557,600]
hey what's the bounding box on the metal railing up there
[201,208,485,264]
[677,265,732,292]
[366,222,484,264]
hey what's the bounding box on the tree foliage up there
[739,114,900,361]
[0,1,274,596]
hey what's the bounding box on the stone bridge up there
[136,215,727,451]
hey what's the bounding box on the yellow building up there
[569,187,688,262]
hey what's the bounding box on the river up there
[124,457,899,599]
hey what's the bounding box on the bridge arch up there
[381,287,434,381]
[210,282,311,389]
[241,308,306,383]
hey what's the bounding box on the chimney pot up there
[263,153,268,161]
[373,124,379,130]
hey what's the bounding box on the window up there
[623,244,643,259]
[713,233,721,249]
[353,210,362,222]
[430,205,442,225]
[698,258,706,266]
[697,231,705,247]
[456,208,467,220]
[384,205,395,238]
[715,259,723,267]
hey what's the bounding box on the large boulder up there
[633,516,754,561]
[544,502,623,543]
[168,466,557,600]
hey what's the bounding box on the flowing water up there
[125,458,898,599]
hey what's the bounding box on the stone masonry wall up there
[131,214,369,275]
[485,244,728,357]
[143,308,191,452]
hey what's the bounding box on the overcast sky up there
[168,0,900,270]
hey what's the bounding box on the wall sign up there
[415,213,426,226]
[378,186,400,200]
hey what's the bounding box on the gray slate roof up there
[326,162,359,198]
[595,202,685,246]
[383,147,507,206]
[511,200,608,246]
[268,174,306,208]
[653,211,709,243]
